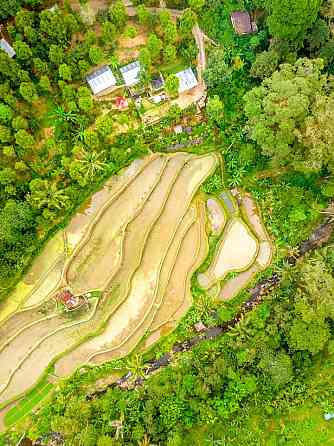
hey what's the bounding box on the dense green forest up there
[0,0,334,444]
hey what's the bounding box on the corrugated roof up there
[86,65,116,95]
[230,11,253,35]
[120,61,141,86]
[175,67,198,94]
[0,39,15,58]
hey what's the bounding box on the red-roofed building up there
[115,96,128,110]
[57,290,79,310]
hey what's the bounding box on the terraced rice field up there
[0,153,217,411]
[0,153,273,423]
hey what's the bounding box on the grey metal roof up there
[120,61,141,86]
[175,67,198,93]
[0,39,15,58]
[86,65,116,95]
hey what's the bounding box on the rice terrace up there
[0,151,272,428]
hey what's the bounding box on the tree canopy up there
[244,58,334,172]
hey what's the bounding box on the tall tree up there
[244,58,334,172]
[265,0,322,44]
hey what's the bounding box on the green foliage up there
[266,0,322,44]
[13,40,33,61]
[109,0,127,30]
[206,95,224,126]
[163,44,177,64]
[244,58,334,172]
[165,73,179,97]
[178,8,197,37]
[0,103,13,124]
[19,81,38,103]
[147,33,162,62]
[89,46,104,65]
[250,50,280,79]
[58,63,72,81]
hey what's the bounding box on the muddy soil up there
[67,156,166,294]
[55,154,191,375]
[198,218,258,289]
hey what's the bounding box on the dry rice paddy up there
[0,154,273,419]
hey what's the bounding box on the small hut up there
[0,38,16,58]
[86,65,117,96]
[56,290,88,311]
[230,11,257,35]
[115,96,128,110]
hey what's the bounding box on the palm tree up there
[30,180,69,210]
[51,106,79,125]
[78,149,107,180]
[125,354,145,378]
[138,434,152,446]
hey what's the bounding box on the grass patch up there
[4,381,53,427]
[160,58,188,76]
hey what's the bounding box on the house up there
[175,67,198,94]
[230,11,257,35]
[0,38,15,58]
[150,73,165,92]
[115,96,128,109]
[57,290,78,310]
[86,65,117,96]
[120,60,141,87]
[56,289,89,311]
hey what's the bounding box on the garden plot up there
[0,298,99,406]
[0,152,275,417]
[65,156,152,251]
[149,201,208,333]
[0,233,65,322]
[90,207,196,364]
[197,218,258,290]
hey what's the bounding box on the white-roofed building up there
[175,67,198,94]
[0,39,16,58]
[120,61,141,87]
[86,65,117,96]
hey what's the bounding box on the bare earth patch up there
[198,218,258,290]
[206,197,226,235]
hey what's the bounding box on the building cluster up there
[86,60,198,112]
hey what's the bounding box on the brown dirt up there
[220,263,258,301]
[55,153,191,376]
[206,197,225,235]
[198,218,258,289]
[66,156,166,294]
[0,300,57,346]
[241,194,269,241]
[90,207,196,364]
[150,203,206,331]
[60,154,217,370]
[0,300,98,405]
[66,157,152,250]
